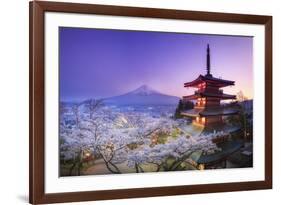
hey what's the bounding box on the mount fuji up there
[104,85,180,106]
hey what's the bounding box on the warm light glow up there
[198,164,205,170]
[202,83,206,89]
[196,116,200,122]
[201,117,206,124]
[197,98,202,106]
[85,152,91,157]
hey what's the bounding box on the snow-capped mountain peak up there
[104,85,180,105]
[130,85,161,95]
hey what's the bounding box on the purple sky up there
[59,27,253,102]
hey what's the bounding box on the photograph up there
[58,27,253,176]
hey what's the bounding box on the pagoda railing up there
[195,89,224,95]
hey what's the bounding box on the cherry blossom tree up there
[60,100,225,175]
[127,133,220,172]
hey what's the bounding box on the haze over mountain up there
[104,85,180,106]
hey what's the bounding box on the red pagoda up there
[181,45,238,128]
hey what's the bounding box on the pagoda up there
[181,45,238,129]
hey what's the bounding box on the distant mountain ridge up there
[103,85,180,106]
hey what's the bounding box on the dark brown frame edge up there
[29,1,272,204]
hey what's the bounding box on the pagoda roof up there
[184,74,235,88]
[200,107,239,116]
[196,140,243,165]
[181,107,238,117]
[183,92,236,100]
[181,108,202,117]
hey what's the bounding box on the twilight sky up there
[59,27,253,102]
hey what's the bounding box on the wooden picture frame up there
[29,1,272,204]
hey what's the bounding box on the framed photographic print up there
[29,1,272,204]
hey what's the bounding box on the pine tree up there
[174,99,194,119]
[183,100,194,110]
[174,100,184,119]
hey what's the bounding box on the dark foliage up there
[174,99,194,119]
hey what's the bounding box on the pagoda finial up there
[206,44,211,76]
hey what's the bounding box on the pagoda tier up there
[184,74,235,88]
[183,92,236,100]
[181,107,238,117]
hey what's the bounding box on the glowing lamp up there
[202,117,206,124]
[85,152,91,157]
[198,164,205,170]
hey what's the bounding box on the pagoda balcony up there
[181,108,202,117]
[195,89,223,95]
[181,106,239,118]
[194,103,222,109]
[204,92,236,100]
[199,107,239,116]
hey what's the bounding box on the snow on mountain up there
[130,85,161,95]
[104,85,180,106]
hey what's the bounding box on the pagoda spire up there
[206,44,211,76]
